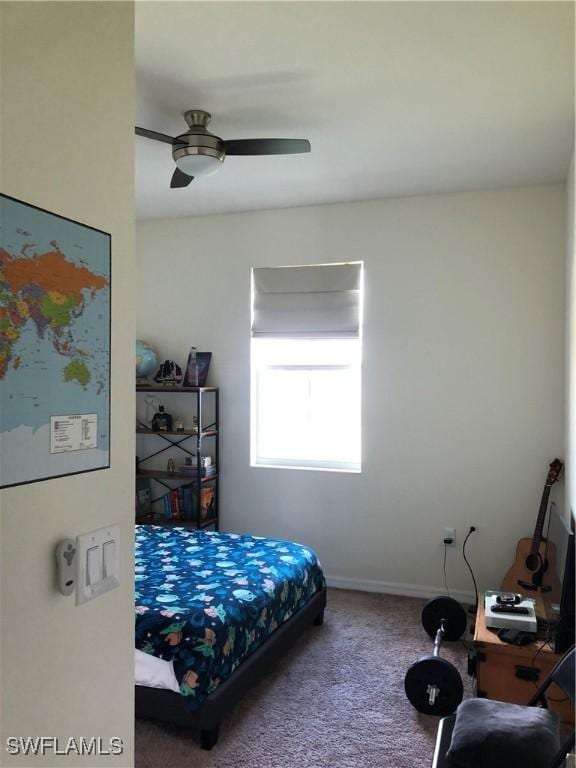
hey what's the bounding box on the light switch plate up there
[75,525,120,606]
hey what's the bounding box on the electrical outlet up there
[443,527,456,545]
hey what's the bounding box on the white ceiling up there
[136,1,574,220]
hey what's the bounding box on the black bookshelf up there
[135,386,219,530]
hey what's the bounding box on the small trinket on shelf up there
[154,359,183,386]
[175,417,184,432]
[152,405,173,432]
[167,458,176,476]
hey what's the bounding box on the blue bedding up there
[135,525,326,710]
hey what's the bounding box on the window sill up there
[250,462,361,475]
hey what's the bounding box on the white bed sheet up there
[135,649,180,693]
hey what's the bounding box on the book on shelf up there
[182,487,193,520]
[136,478,152,518]
[170,489,181,520]
[200,487,216,521]
[158,485,217,523]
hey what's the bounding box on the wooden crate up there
[474,597,574,724]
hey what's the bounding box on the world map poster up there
[0,194,110,488]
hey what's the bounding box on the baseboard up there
[325,574,476,605]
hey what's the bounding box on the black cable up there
[545,690,569,702]
[531,634,549,671]
[463,526,478,612]
[530,621,569,702]
[443,542,451,597]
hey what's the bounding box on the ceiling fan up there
[135,109,311,188]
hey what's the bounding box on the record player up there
[484,591,537,633]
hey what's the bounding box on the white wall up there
[0,3,135,765]
[566,151,575,521]
[137,185,565,601]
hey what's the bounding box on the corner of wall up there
[0,3,136,764]
[566,148,575,522]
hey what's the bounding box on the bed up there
[134,524,327,749]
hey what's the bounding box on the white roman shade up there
[251,262,362,339]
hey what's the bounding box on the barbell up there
[404,595,467,716]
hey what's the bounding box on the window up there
[251,338,361,470]
[250,263,362,472]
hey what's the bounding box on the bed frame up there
[135,586,327,750]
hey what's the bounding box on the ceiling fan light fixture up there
[137,108,311,189]
[173,146,224,177]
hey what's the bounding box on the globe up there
[136,339,158,381]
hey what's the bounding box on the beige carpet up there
[135,588,473,767]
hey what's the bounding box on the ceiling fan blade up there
[224,138,311,156]
[135,126,177,146]
[170,168,194,188]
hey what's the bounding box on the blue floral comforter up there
[135,525,326,710]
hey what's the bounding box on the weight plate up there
[421,596,467,641]
[404,656,464,716]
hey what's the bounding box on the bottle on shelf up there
[185,346,198,387]
[152,405,173,432]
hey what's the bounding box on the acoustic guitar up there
[501,459,563,602]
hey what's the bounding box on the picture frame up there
[183,351,212,388]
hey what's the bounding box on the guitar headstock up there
[546,458,564,486]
